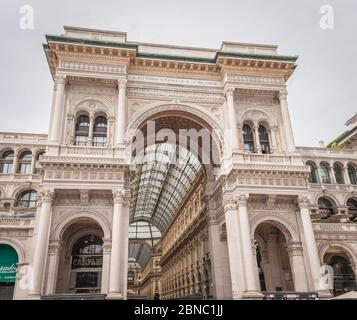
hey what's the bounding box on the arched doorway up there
[0,244,18,300]
[323,250,357,296]
[254,223,294,292]
[55,218,105,294]
[70,235,103,293]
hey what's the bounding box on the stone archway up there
[252,219,309,294]
[53,218,107,295]
[320,243,357,296]
[125,105,226,300]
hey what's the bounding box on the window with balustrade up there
[0,150,14,174]
[75,115,90,146]
[320,163,331,184]
[93,116,107,147]
[348,163,357,185]
[307,161,318,183]
[347,198,357,221]
[333,163,345,184]
[18,151,32,174]
[243,124,254,152]
[318,197,336,218]
[258,125,271,154]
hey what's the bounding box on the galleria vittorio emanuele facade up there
[0,26,356,300]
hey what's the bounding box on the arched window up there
[258,125,270,154]
[75,115,90,146]
[328,255,357,296]
[318,197,335,217]
[243,124,254,152]
[320,163,331,184]
[71,235,103,293]
[18,151,32,174]
[333,163,344,184]
[348,164,357,185]
[16,190,37,208]
[0,150,14,174]
[347,198,357,220]
[307,161,318,183]
[93,116,107,147]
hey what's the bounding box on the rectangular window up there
[75,136,88,146]
[93,136,106,148]
[0,164,12,174]
[19,163,31,174]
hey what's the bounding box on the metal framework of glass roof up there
[130,143,202,233]
[128,242,152,268]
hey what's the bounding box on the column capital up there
[279,89,288,100]
[55,74,66,85]
[39,189,55,203]
[118,79,127,90]
[113,189,131,206]
[286,241,304,257]
[235,193,249,207]
[224,87,235,97]
[297,195,311,209]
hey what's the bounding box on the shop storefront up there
[0,244,18,300]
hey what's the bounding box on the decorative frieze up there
[59,60,126,75]
[225,74,284,86]
[127,87,224,103]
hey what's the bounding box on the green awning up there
[0,244,18,283]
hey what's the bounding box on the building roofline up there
[44,34,298,64]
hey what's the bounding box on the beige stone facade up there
[0,26,356,300]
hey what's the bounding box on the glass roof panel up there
[130,143,202,233]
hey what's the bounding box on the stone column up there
[44,240,62,295]
[29,189,55,297]
[30,153,37,175]
[49,75,66,143]
[101,239,112,294]
[298,195,323,292]
[286,242,309,292]
[224,195,244,299]
[343,164,351,185]
[253,125,262,153]
[225,87,240,151]
[236,193,261,296]
[108,189,130,299]
[279,90,296,153]
[115,79,127,146]
[87,115,94,146]
[329,165,336,184]
[270,126,278,154]
[107,116,115,147]
[12,150,18,175]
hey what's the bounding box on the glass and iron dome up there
[128,242,152,268]
[130,143,202,233]
[129,222,161,240]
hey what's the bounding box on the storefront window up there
[0,244,18,300]
[70,235,103,293]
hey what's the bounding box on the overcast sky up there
[0,0,356,147]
